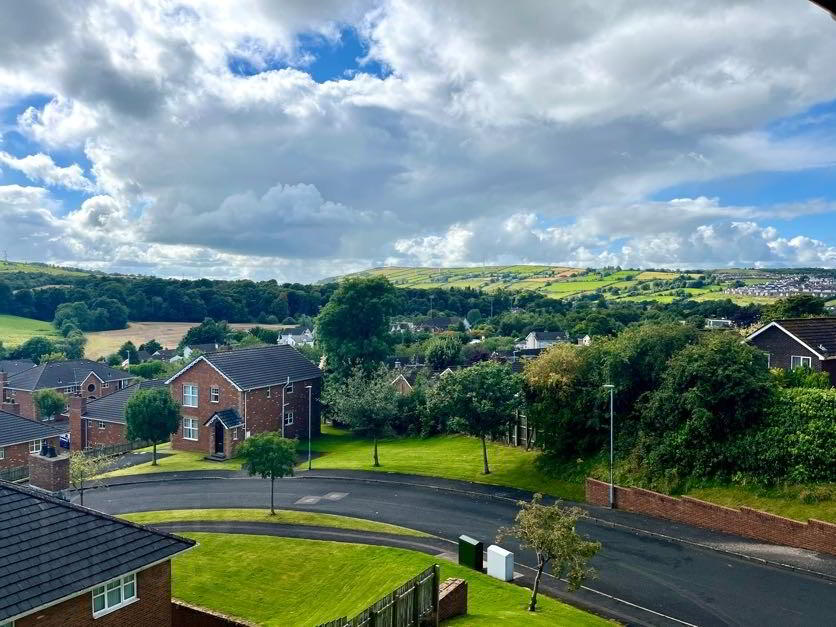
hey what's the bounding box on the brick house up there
[0,409,65,472]
[746,317,836,384]
[68,380,166,451]
[0,480,194,627]
[166,344,322,458]
[1,359,135,422]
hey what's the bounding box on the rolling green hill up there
[0,314,59,347]
[0,260,92,278]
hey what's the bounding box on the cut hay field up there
[0,315,59,347]
[85,321,290,358]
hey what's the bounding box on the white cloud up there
[0,151,95,192]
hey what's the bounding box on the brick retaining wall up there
[438,578,467,622]
[586,478,836,556]
[171,600,254,626]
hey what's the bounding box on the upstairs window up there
[286,382,294,394]
[92,572,136,617]
[283,412,294,426]
[29,439,44,454]
[210,386,220,403]
[183,384,198,407]
[790,355,812,369]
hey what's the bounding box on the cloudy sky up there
[1,0,836,282]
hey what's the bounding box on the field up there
[0,314,59,347]
[0,260,91,278]
[85,321,290,358]
[171,533,610,626]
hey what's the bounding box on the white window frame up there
[286,382,294,394]
[764,352,771,368]
[29,439,43,454]
[98,420,106,430]
[210,386,220,403]
[266,387,271,398]
[103,381,109,389]
[183,383,198,408]
[91,572,137,618]
[0,447,4,460]
[183,417,198,441]
[790,355,812,369]
[283,411,294,426]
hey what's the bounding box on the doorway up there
[214,421,224,454]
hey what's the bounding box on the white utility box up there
[486,544,514,581]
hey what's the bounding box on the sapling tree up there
[70,451,110,506]
[34,389,66,421]
[125,387,182,465]
[237,433,296,514]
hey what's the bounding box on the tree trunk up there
[481,436,490,474]
[525,420,533,451]
[152,441,158,466]
[373,437,380,467]
[529,558,546,612]
[79,485,84,506]
[270,476,275,515]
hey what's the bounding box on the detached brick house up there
[69,380,166,451]
[746,317,836,384]
[0,480,194,626]
[0,410,65,472]
[166,344,322,458]
[1,360,135,421]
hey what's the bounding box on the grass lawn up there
[100,442,241,477]
[172,533,611,626]
[0,314,58,347]
[120,508,428,537]
[306,425,585,502]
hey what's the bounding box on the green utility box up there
[458,535,483,571]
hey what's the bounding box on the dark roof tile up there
[0,411,66,447]
[178,345,321,390]
[83,380,165,424]
[6,360,133,391]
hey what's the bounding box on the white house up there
[524,331,569,349]
[278,327,315,347]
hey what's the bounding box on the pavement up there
[80,470,836,627]
[102,451,173,471]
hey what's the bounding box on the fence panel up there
[83,440,152,458]
[0,465,29,482]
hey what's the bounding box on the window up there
[266,387,271,398]
[29,439,43,454]
[98,421,106,430]
[286,382,294,394]
[92,572,137,617]
[87,383,96,392]
[210,386,220,403]
[183,384,198,407]
[791,355,812,369]
[233,428,238,440]
[283,411,294,426]
[103,381,109,389]
[0,447,4,460]
[183,417,198,441]
[764,352,771,368]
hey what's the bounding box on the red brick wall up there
[171,600,253,626]
[586,478,836,556]
[17,562,172,627]
[85,420,128,448]
[29,452,69,492]
[0,437,58,470]
[8,378,134,422]
[438,578,467,622]
[11,390,37,420]
[748,325,822,372]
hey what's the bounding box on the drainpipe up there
[281,376,290,437]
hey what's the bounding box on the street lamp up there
[602,384,615,508]
[306,385,313,470]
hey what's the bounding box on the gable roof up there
[0,480,194,623]
[6,359,133,391]
[205,408,243,428]
[83,380,166,424]
[0,410,66,447]
[0,359,36,377]
[186,343,221,353]
[166,344,322,390]
[746,318,836,359]
[530,331,568,341]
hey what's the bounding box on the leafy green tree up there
[434,362,521,474]
[128,361,167,379]
[466,308,482,324]
[498,495,600,612]
[237,433,296,514]
[0,340,7,360]
[40,352,67,364]
[322,367,399,466]
[70,451,110,506]
[765,294,825,321]
[34,389,66,421]
[424,335,462,369]
[138,339,163,354]
[125,387,182,465]
[106,352,123,367]
[179,317,229,348]
[316,277,396,377]
[16,336,56,364]
[119,341,139,364]
[770,366,830,389]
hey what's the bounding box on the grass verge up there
[120,508,428,537]
[172,533,612,626]
[100,442,241,477]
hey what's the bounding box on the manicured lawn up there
[120,508,428,537]
[0,314,57,347]
[172,534,611,626]
[100,442,241,477]
[306,425,585,502]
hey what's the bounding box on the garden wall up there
[171,600,254,626]
[586,478,836,557]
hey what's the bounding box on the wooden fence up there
[0,465,29,482]
[318,564,440,627]
[492,412,542,450]
[84,440,151,458]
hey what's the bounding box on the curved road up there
[80,475,836,627]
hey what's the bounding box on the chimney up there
[69,395,87,451]
[29,449,70,494]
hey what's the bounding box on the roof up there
[167,344,322,390]
[0,359,36,377]
[83,380,166,424]
[0,481,194,622]
[0,410,66,447]
[530,331,568,341]
[747,317,836,358]
[205,408,243,428]
[421,317,460,329]
[152,349,178,359]
[187,343,220,353]
[6,360,133,391]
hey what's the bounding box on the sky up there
[1,1,836,283]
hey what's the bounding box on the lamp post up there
[306,385,313,470]
[603,384,615,508]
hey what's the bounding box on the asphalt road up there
[81,476,836,627]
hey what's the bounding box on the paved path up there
[82,473,836,627]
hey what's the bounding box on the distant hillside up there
[0,260,94,278]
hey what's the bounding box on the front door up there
[214,421,224,454]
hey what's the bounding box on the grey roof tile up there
[201,344,321,390]
[6,360,133,391]
[0,360,36,377]
[0,411,66,447]
[83,380,165,424]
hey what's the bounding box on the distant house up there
[705,319,734,330]
[418,317,471,333]
[120,350,153,368]
[0,359,135,421]
[746,318,836,384]
[578,335,592,346]
[277,326,315,347]
[166,344,322,459]
[0,409,65,472]
[390,321,417,334]
[0,480,194,626]
[183,343,221,359]
[0,359,36,378]
[151,348,179,362]
[69,380,166,450]
[523,331,569,349]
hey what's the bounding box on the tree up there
[237,433,296,514]
[34,389,66,421]
[466,308,482,325]
[15,336,56,364]
[322,367,399,467]
[497,495,600,612]
[434,362,521,474]
[765,294,825,321]
[316,277,396,377]
[424,335,462,369]
[125,387,182,465]
[179,317,229,348]
[138,338,162,354]
[119,341,139,364]
[40,351,67,363]
[70,451,110,506]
